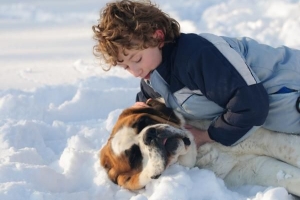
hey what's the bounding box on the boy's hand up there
[131,101,149,108]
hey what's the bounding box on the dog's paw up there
[196,143,219,167]
[196,143,238,178]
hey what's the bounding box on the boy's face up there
[117,45,162,80]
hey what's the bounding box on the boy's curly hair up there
[92,0,180,69]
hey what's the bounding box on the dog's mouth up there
[163,136,191,147]
[141,126,193,181]
[162,136,191,154]
[142,125,192,158]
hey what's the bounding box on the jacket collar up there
[154,38,178,84]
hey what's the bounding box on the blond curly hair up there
[92,0,180,69]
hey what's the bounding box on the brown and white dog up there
[100,99,300,197]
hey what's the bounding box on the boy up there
[93,0,300,146]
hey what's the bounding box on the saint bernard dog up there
[100,99,300,197]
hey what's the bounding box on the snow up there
[1,0,300,199]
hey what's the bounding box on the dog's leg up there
[196,143,300,197]
[224,156,300,197]
[232,128,300,168]
[196,143,239,179]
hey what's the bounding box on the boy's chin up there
[143,73,151,80]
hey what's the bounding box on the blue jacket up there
[137,33,300,146]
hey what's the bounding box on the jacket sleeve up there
[186,43,269,146]
[136,79,161,102]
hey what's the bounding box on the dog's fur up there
[100,99,300,196]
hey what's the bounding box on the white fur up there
[111,127,139,156]
[147,115,300,197]
[192,128,300,197]
[139,126,166,181]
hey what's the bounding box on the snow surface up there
[1,0,300,199]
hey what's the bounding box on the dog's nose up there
[143,128,157,145]
[183,137,191,146]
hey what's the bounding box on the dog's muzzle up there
[143,126,191,154]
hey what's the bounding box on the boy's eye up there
[134,58,142,63]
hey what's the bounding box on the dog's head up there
[100,99,197,190]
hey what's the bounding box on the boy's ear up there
[154,29,164,39]
[153,30,165,47]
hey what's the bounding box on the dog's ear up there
[100,145,119,184]
[120,98,182,127]
[146,99,182,126]
[146,99,169,112]
[146,98,165,108]
[100,145,113,172]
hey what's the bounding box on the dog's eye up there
[103,160,111,170]
[124,149,130,156]
[125,144,142,169]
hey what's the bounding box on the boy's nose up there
[132,68,142,77]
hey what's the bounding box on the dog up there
[100,99,300,196]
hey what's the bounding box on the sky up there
[0,0,300,199]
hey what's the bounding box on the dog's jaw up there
[136,125,197,188]
[177,131,197,168]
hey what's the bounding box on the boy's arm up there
[187,45,269,146]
